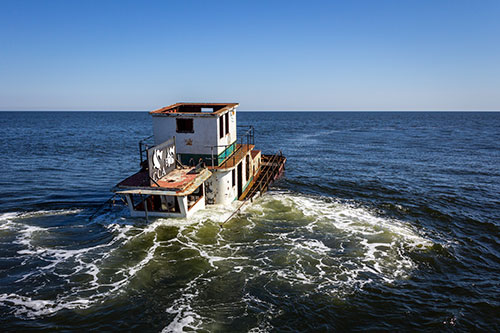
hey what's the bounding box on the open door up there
[237,162,243,199]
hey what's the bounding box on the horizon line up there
[0,110,499,113]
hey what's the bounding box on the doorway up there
[237,162,243,199]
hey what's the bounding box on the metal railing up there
[242,151,284,200]
[205,126,255,168]
[138,126,255,169]
[237,125,255,146]
[139,135,154,164]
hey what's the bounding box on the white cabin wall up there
[178,196,188,216]
[231,110,237,144]
[152,116,218,155]
[152,107,238,157]
[242,152,255,190]
[216,109,237,155]
[205,169,237,205]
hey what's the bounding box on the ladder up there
[239,151,286,201]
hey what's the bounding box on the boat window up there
[246,156,250,181]
[132,194,179,212]
[225,112,229,135]
[232,169,235,187]
[188,185,204,210]
[161,196,180,213]
[176,118,194,133]
[219,115,224,138]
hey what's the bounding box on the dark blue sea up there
[0,111,499,332]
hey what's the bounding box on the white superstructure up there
[113,103,266,218]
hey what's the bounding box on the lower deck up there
[113,149,285,218]
[113,166,211,218]
[122,185,206,218]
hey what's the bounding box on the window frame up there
[176,118,194,133]
[219,115,224,138]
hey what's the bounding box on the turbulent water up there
[0,111,499,331]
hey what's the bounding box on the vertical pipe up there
[173,136,177,167]
[139,141,142,163]
[141,194,149,223]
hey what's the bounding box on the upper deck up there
[208,144,254,170]
[150,102,239,159]
[150,103,239,117]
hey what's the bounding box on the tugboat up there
[112,103,286,219]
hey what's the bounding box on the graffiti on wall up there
[148,137,176,184]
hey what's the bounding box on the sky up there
[0,0,499,111]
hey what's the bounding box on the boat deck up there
[115,167,211,195]
[209,144,254,170]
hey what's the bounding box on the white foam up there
[1,193,436,324]
[1,209,165,317]
[233,192,434,296]
[0,293,91,318]
[163,276,204,333]
[1,209,83,222]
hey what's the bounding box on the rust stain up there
[115,167,211,196]
[150,103,239,116]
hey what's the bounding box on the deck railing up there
[138,135,154,165]
[206,125,255,168]
[138,126,255,169]
[242,151,284,200]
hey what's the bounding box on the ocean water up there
[0,111,499,331]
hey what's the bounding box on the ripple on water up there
[0,193,437,331]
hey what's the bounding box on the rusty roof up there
[150,103,239,116]
[251,150,261,159]
[113,167,212,196]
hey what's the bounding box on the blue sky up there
[1,0,499,111]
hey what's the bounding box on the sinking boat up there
[112,103,286,218]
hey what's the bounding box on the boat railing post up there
[141,194,149,223]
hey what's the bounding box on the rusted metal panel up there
[175,169,212,196]
[250,149,261,159]
[113,168,212,196]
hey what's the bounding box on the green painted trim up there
[217,141,237,165]
[178,153,213,166]
[178,141,237,167]
[233,176,254,201]
[242,176,254,193]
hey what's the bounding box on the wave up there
[0,193,436,331]
[159,191,436,331]
[0,204,238,319]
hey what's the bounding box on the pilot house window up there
[176,118,194,133]
[219,115,224,138]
